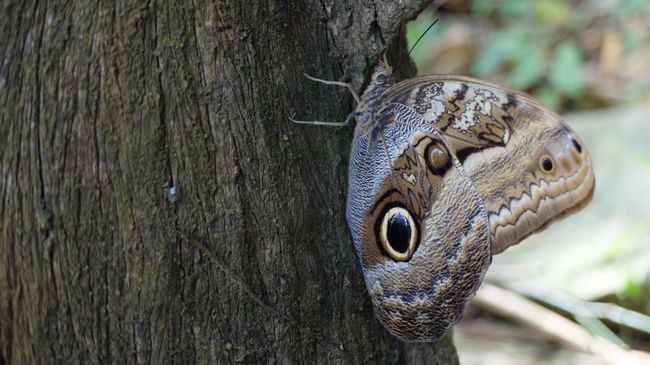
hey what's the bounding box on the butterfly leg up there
[303,73,361,104]
[289,73,361,126]
[289,111,358,127]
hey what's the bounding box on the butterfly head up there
[359,61,395,103]
[354,61,396,132]
[370,60,394,87]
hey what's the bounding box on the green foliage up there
[620,275,650,315]
[472,29,549,90]
[408,0,650,111]
[473,0,587,108]
[549,40,584,99]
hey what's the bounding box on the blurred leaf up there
[534,0,570,26]
[471,0,497,17]
[506,44,545,89]
[619,275,650,314]
[496,0,534,19]
[622,28,644,56]
[472,30,522,77]
[620,0,644,16]
[590,0,619,14]
[535,85,561,110]
[575,313,628,347]
[622,276,643,300]
[549,40,584,98]
[472,45,505,78]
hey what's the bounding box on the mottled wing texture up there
[346,104,491,341]
[381,76,595,253]
[382,76,517,150]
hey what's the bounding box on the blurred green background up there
[408,0,650,112]
[406,1,650,364]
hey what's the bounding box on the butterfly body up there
[298,60,595,342]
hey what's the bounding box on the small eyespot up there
[374,73,388,85]
[539,155,555,173]
[379,207,418,261]
[426,142,450,172]
[571,138,582,153]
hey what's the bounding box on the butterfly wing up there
[380,75,595,253]
[346,104,491,341]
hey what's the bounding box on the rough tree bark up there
[0,0,460,363]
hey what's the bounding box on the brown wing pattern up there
[378,75,594,253]
[358,126,491,341]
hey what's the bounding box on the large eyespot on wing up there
[378,205,419,262]
[346,105,491,341]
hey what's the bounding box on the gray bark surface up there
[0,0,459,363]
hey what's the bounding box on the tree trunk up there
[0,0,459,363]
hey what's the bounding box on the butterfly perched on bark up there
[291,58,594,342]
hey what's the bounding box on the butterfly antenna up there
[395,18,439,72]
[407,18,439,58]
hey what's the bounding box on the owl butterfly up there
[292,59,594,342]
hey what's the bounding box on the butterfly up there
[291,58,595,342]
